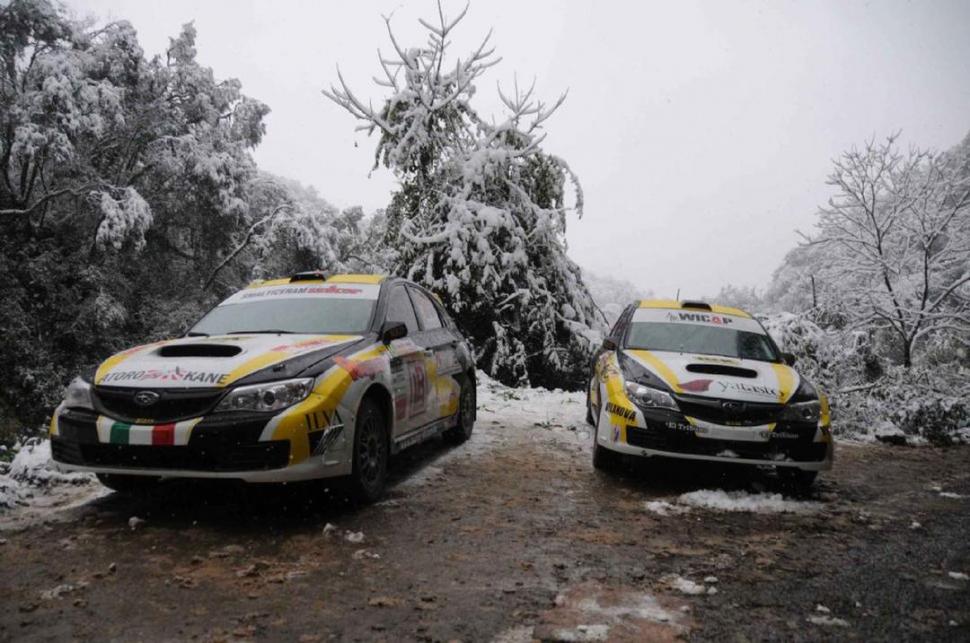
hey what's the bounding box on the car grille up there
[625,422,826,463]
[52,439,290,472]
[94,387,224,424]
[673,394,782,426]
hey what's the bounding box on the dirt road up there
[2,384,968,642]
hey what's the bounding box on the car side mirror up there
[782,352,796,366]
[602,337,617,351]
[381,321,408,344]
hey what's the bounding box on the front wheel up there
[349,398,389,503]
[591,412,621,473]
[592,443,622,472]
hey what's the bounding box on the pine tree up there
[323,2,605,388]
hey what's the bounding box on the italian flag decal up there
[95,417,200,446]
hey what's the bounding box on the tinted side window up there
[385,287,419,334]
[409,288,443,330]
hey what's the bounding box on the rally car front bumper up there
[49,404,354,483]
[596,405,834,471]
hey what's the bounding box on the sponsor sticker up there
[100,367,229,386]
[632,308,765,333]
[219,283,380,306]
[605,402,637,422]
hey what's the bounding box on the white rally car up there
[50,273,476,501]
[587,300,833,486]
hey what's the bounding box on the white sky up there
[66,0,970,298]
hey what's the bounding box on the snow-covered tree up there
[0,1,274,426]
[804,133,970,367]
[323,2,605,388]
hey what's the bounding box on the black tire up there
[349,397,390,503]
[779,468,817,488]
[445,378,475,444]
[593,442,622,472]
[96,473,160,494]
[591,410,621,472]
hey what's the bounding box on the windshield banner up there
[219,283,381,306]
[632,308,766,334]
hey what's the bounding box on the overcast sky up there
[66,0,970,299]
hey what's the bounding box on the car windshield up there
[625,321,780,362]
[189,298,376,336]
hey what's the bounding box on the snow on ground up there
[645,489,822,515]
[0,440,95,512]
[0,440,101,526]
[475,371,589,443]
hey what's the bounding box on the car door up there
[407,286,462,424]
[382,285,428,439]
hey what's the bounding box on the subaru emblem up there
[721,400,745,413]
[133,391,160,407]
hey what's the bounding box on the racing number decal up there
[408,361,428,418]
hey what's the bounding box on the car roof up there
[636,299,753,319]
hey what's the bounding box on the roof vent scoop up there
[290,270,329,283]
[681,301,712,311]
[158,344,243,358]
[686,364,758,378]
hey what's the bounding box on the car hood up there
[94,334,363,389]
[622,349,799,404]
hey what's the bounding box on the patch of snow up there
[490,626,535,643]
[128,516,146,530]
[938,491,964,499]
[545,625,610,642]
[909,521,921,529]
[815,604,831,613]
[662,575,706,596]
[807,615,849,627]
[704,576,718,584]
[947,571,968,580]
[644,500,689,516]
[1,439,98,516]
[678,489,822,514]
[345,531,365,544]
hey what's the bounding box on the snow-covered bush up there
[762,312,969,445]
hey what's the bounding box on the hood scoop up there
[158,344,243,358]
[686,363,758,378]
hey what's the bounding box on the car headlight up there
[780,400,821,423]
[214,378,314,413]
[63,377,94,410]
[624,381,679,411]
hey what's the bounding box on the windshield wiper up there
[186,332,209,337]
[227,329,297,335]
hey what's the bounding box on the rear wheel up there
[96,473,160,494]
[349,398,389,503]
[445,378,475,444]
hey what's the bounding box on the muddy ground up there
[1,397,969,642]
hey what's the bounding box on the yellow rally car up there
[587,300,833,486]
[49,273,476,501]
